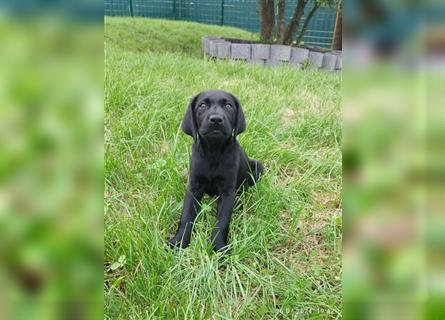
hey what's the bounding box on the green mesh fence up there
[105,0,337,48]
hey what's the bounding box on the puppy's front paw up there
[212,240,229,253]
[167,236,189,249]
[211,230,230,253]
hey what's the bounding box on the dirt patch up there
[281,108,296,126]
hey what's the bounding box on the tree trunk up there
[332,1,342,50]
[277,0,286,43]
[296,3,319,45]
[259,0,275,42]
[281,0,307,45]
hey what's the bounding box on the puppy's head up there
[181,90,246,142]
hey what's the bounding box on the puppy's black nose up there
[209,115,223,125]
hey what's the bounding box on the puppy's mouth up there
[207,130,223,136]
[203,128,227,137]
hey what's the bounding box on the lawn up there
[105,17,342,319]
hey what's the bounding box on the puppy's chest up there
[191,156,237,195]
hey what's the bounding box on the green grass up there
[105,17,257,58]
[105,17,341,319]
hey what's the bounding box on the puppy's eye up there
[224,104,233,110]
[198,103,208,110]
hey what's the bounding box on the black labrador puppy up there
[168,90,263,252]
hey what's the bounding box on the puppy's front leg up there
[211,191,236,252]
[168,188,202,249]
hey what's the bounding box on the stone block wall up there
[202,37,342,73]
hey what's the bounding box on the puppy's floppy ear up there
[181,93,201,139]
[231,94,246,137]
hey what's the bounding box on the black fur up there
[168,90,263,252]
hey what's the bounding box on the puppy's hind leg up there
[247,159,264,186]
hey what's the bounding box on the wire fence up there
[105,0,338,48]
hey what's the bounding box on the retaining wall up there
[202,37,342,73]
